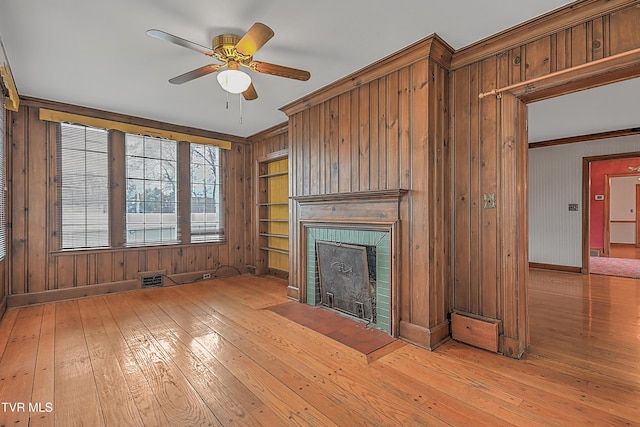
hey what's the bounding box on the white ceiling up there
[527,77,640,142]
[1,0,637,140]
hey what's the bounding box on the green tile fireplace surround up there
[306,227,392,333]
[293,189,408,337]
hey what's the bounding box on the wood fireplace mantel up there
[289,189,409,336]
[292,189,409,223]
[293,189,408,204]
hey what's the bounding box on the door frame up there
[581,154,640,272]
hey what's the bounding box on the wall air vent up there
[141,274,163,288]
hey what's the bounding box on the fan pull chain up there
[225,91,229,110]
[239,94,243,124]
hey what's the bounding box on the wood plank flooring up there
[609,243,640,259]
[0,271,639,426]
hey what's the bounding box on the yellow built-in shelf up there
[259,247,289,255]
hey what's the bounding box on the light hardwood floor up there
[609,243,640,259]
[0,271,638,426]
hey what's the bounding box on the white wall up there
[528,135,640,268]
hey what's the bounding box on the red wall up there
[590,157,640,249]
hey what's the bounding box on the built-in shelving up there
[256,155,289,276]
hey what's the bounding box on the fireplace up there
[305,227,391,333]
[292,189,407,337]
[316,241,377,322]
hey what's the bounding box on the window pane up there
[125,134,178,245]
[190,143,223,242]
[59,123,110,249]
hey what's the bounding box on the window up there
[58,123,110,249]
[0,101,5,259]
[190,143,223,242]
[51,113,227,250]
[125,134,178,244]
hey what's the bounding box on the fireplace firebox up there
[316,241,377,323]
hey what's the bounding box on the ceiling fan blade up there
[242,83,258,101]
[169,64,225,84]
[251,61,311,81]
[147,29,214,57]
[234,23,274,56]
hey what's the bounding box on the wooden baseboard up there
[529,262,582,273]
[7,280,140,307]
[7,266,248,307]
[286,285,299,300]
[399,320,451,351]
[451,312,501,353]
[266,268,289,280]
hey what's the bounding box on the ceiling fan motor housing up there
[213,34,247,61]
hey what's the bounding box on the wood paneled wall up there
[6,98,253,305]
[450,0,640,357]
[281,36,454,349]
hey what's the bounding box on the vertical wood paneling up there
[26,107,47,293]
[468,61,481,315]
[479,57,499,319]
[570,23,588,67]
[369,80,380,191]
[56,256,75,289]
[523,38,551,80]
[432,63,450,325]
[283,36,454,349]
[350,89,360,192]
[555,30,570,71]
[338,92,351,193]
[10,107,28,295]
[124,251,139,280]
[408,59,430,327]
[449,2,640,357]
[7,99,251,298]
[358,85,370,190]
[322,103,331,194]
[145,249,160,272]
[113,252,125,282]
[329,97,340,193]
[609,4,640,55]
[452,66,471,313]
[302,109,311,196]
[310,105,321,195]
[76,254,89,286]
[387,71,400,190]
[378,77,388,190]
[399,68,411,190]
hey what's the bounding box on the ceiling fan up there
[147,23,311,101]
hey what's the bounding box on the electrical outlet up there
[202,273,211,279]
[568,203,579,211]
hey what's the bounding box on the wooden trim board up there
[451,312,500,353]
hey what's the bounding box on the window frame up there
[53,124,226,252]
[189,142,224,243]
[57,123,111,250]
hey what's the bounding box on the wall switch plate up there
[483,193,496,209]
[568,203,579,211]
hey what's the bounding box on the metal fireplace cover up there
[316,241,374,321]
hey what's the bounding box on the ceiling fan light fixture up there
[217,69,251,94]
